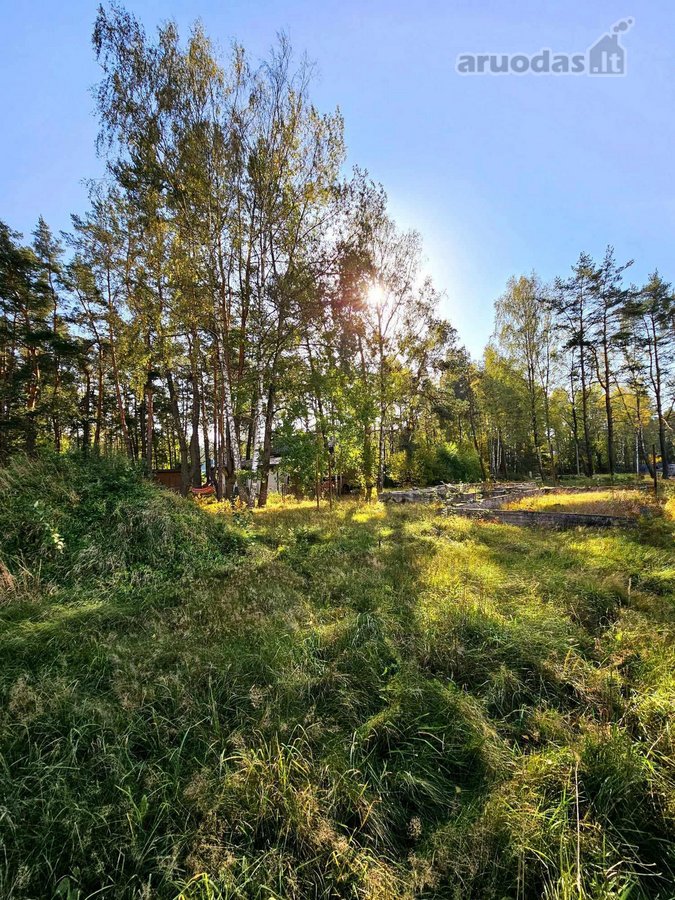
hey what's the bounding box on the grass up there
[504,489,662,519]
[1,455,675,898]
[554,475,655,488]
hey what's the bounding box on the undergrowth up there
[1,455,674,898]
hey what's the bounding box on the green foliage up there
[389,441,483,485]
[276,427,321,497]
[0,452,247,588]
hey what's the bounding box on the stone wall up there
[379,483,638,529]
[448,507,633,529]
[379,482,539,505]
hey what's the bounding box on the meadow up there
[1,456,675,899]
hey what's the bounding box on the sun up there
[366,282,385,308]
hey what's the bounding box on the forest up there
[1,6,673,501]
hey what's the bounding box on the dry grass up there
[505,488,663,519]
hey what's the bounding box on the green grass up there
[1,456,675,898]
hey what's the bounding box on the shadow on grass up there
[2,499,675,898]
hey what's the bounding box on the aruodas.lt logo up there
[456,19,634,76]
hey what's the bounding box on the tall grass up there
[1,458,674,898]
[0,453,246,589]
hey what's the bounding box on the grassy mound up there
[1,468,675,898]
[0,453,246,591]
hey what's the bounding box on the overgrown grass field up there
[1,456,675,899]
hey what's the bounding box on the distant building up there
[153,469,183,492]
[155,455,285,495]
[240,455,284,494]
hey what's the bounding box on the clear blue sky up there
[1,0,673,356]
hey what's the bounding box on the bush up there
[389,441,482,486]
[0,452,246,588]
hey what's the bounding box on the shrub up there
[0,452,246,588]
[389,441,482,486]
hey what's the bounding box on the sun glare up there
[366,282,385,308]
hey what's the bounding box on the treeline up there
[0,7,460,503]
[1,7,673,497]
[482,259,673,481]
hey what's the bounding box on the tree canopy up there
[1,6,673,495]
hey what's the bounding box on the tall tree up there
[588,247,633,478]
[550,254,596,476]
[626,272,674,478]
[494,274,550,477]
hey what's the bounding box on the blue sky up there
[1,0,673,356]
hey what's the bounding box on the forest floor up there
[1,457,675,899]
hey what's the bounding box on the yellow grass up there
[504,488,662,518]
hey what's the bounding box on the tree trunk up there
[94,354,104,451]
[257,380,276,508]
[579,349,593,476]
[248,373,265,507]
[363,421,375,501]
[108,327,132,457]
[145,375,154,474]
[189,371,201,488]
[526,360,543,479]
[199,371,211,484]
[542,391,557,482]
[82,366,92,453]
[569,369,581,477]
[166,369,190,496]
[602,341,615,478]
[377,403,386,492]
[468,397,486,481]
[652,330,669,478]
[50,286,61,453]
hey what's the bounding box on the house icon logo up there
[588,19,633,75]
[455,17,635,77]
